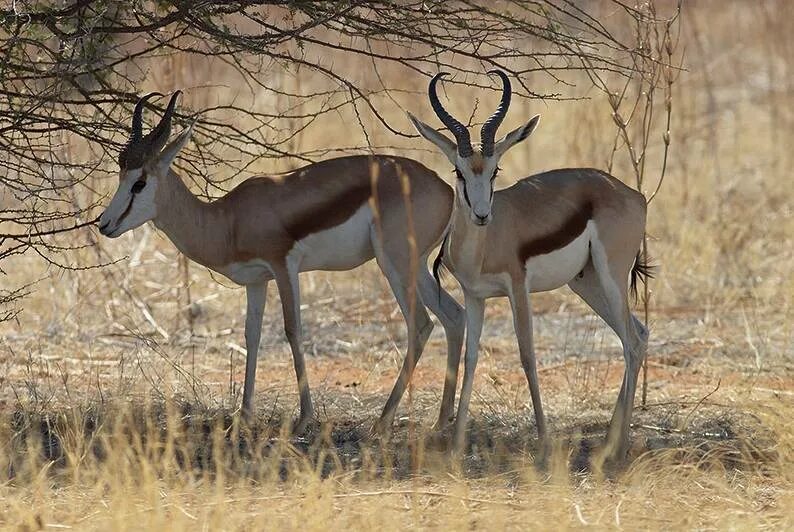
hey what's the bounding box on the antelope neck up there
[445,199,488,274]
[152,169,228,268]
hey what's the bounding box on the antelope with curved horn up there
[99,91,465,434]
[408,72,650,464]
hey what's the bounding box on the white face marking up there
[410,112,540,228]
[98,124,194,240]
[524,221,593,293]
[454,152,500,226]
[98,167,159,238]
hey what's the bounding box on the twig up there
[679,379,722,430]
[218,490,526,509]
[0,215,100,239]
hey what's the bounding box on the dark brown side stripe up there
[518,201,593,262]
[285,184,372,241]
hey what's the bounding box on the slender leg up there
[417,267,465,431]
[452,291,485,455]
[603,320,646,461]
[242,282,268,418]
[372,252,434,435]
[273,263,314,433]
[509,278,548,451]
[569,258,647,463]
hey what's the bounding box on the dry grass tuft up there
[1,393,791,529]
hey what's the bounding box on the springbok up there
[98,91,465,434]
[408,71,650,464]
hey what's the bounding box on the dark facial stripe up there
[455,168,472,209]
[519,201,593,262]
[113,193,137,230]
[113,171,148,229]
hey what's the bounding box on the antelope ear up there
[407,112,458,166]
[152,122,195,172]
[494,114,540,157]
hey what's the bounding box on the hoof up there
[292,412,316,436]
[591,443,630,476]
[424,429,450,452]
[430,417,454,434]
[369,419,392,441]
[534,438,552,473]
[236,406,255,424]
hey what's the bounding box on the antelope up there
[98,91,465,434]
[408,71,651,464]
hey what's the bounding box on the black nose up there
[475,214,489,225]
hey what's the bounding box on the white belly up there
[525,220,593,292]
[217,204,375,285]
[290,203,375,272]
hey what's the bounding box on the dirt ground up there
[1,266,790,475]
[1,270,791,529]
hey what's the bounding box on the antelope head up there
[99,91,193,238]
[408,71,540,226]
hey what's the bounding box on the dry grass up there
[1,393,790,529]
[1,1,793,529]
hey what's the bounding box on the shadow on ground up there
[2,394,778,484]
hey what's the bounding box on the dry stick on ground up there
[575,1,682,407]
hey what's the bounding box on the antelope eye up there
[131,180,146,194]
[455,168,464,180]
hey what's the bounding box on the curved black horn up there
[120,92,165,169]
[130,92,163,142]
[480,70,512,157]
[428,73,473,158]
[143,90,182,155]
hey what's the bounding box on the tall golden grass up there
[1,1,792,529]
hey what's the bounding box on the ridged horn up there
[480,69,512,157]
[428,72,473,158]
[143,90,182,156]
[130,92,163,143]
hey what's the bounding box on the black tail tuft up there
[629,250,655,303]
[432,234,449,304]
